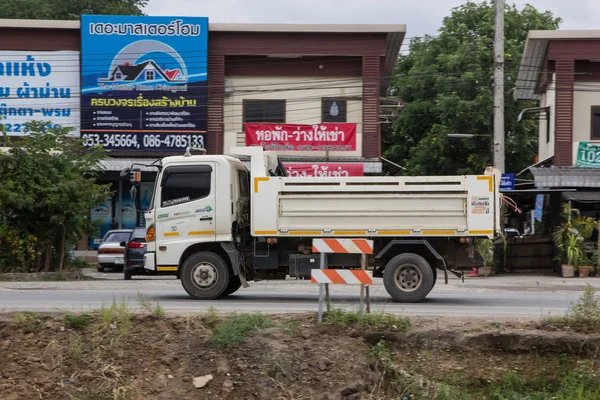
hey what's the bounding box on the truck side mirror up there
[129,168,141,187]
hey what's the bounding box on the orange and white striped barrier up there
[312,238,374,322]
[311,269,372,285]
[312,238,373,254]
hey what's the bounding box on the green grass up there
[136,292,165,319]
[210,313,273,348]
[12,312,42,333]
[454,367,600,400]
[64,312,92,330]
[99,298,131,333]
[541,284,600,332]
[324,308,411,332]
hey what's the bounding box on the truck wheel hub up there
[395,264,422,292]
[191,263,218,289]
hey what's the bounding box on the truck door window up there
[161,166,212,208]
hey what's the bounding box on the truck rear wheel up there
[224,277,242,296]
[181,252,230,300]
[383,253,434,303]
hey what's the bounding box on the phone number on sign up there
[81,134,205,149]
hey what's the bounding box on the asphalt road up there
[0,272,582,318]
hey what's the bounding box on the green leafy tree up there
[0,122,110,272]
[0,0,147,19]
[384,1,561,175]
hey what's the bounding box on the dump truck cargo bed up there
[251,173,500,238]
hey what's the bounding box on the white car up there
[97,229,133,272]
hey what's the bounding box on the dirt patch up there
[0,312,599,399]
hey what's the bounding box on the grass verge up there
[541,284,600,332]
[324,307,411,332]
[211,313,273,348]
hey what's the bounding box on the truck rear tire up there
[181,252,231,300]
[383,253,434,303]
[224,277,242,296]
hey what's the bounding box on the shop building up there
[515,30,600,191]
[0,18,405,247]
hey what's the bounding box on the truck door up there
[155,163,216,267]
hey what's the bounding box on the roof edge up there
[0,18,406,34]
[528,29,600,40]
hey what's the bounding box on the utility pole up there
[493,0,505,172]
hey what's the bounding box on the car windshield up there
[131,228,147,241]
[104,232,131,243]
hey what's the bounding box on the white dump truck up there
[132,147,501,302]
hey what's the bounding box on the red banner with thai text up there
[284,163,364,177]
[245,123,356,151]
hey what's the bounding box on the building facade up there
[0,18,405,247]
[515,30,600,186]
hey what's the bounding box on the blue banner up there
[80,15,208,151]
[500,173,515,191]
[534,194,544,223]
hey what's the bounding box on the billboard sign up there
[245,123,357,151]
[0,51,80,136]
[80,15,208,151]
[284,163,364,177]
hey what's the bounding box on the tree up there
[0,122,109,272]
[0,0,147,20]
[383,1,561,175]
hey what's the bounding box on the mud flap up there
[221,242,250,288]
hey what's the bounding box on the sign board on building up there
[0,51,80,136]
[576,142,600,168]
[80,16,208,151]
[500,173,515,191]
[284,163,364,177]
[245,123,357,151]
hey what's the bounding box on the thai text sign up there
[284,163,364,177]
[81,15,208,151]
[245,123,357,151]
[576,142,600,168]
[0,51,80,136]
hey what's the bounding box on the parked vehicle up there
[123,227,147,280]
[128,147,501,303]
[97,229,132,272]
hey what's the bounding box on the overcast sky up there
[145,0,597,41]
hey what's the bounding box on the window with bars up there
[243,100,286,123]
[592,106,600,140]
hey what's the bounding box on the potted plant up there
[476,238,494,277]
[556,233,582,278]
[577,255,592,278]
[552,204,595,278]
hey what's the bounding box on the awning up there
[100,158,161,172]
[531,166,600,188]
[516,156,553,177]
[562,191,600,202]
[502,188,576,195]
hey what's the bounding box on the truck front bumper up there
[144,253,156,271]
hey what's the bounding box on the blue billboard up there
[80,16,208,151]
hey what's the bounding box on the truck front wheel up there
[181,252,231,299]
[383,253,434,303]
